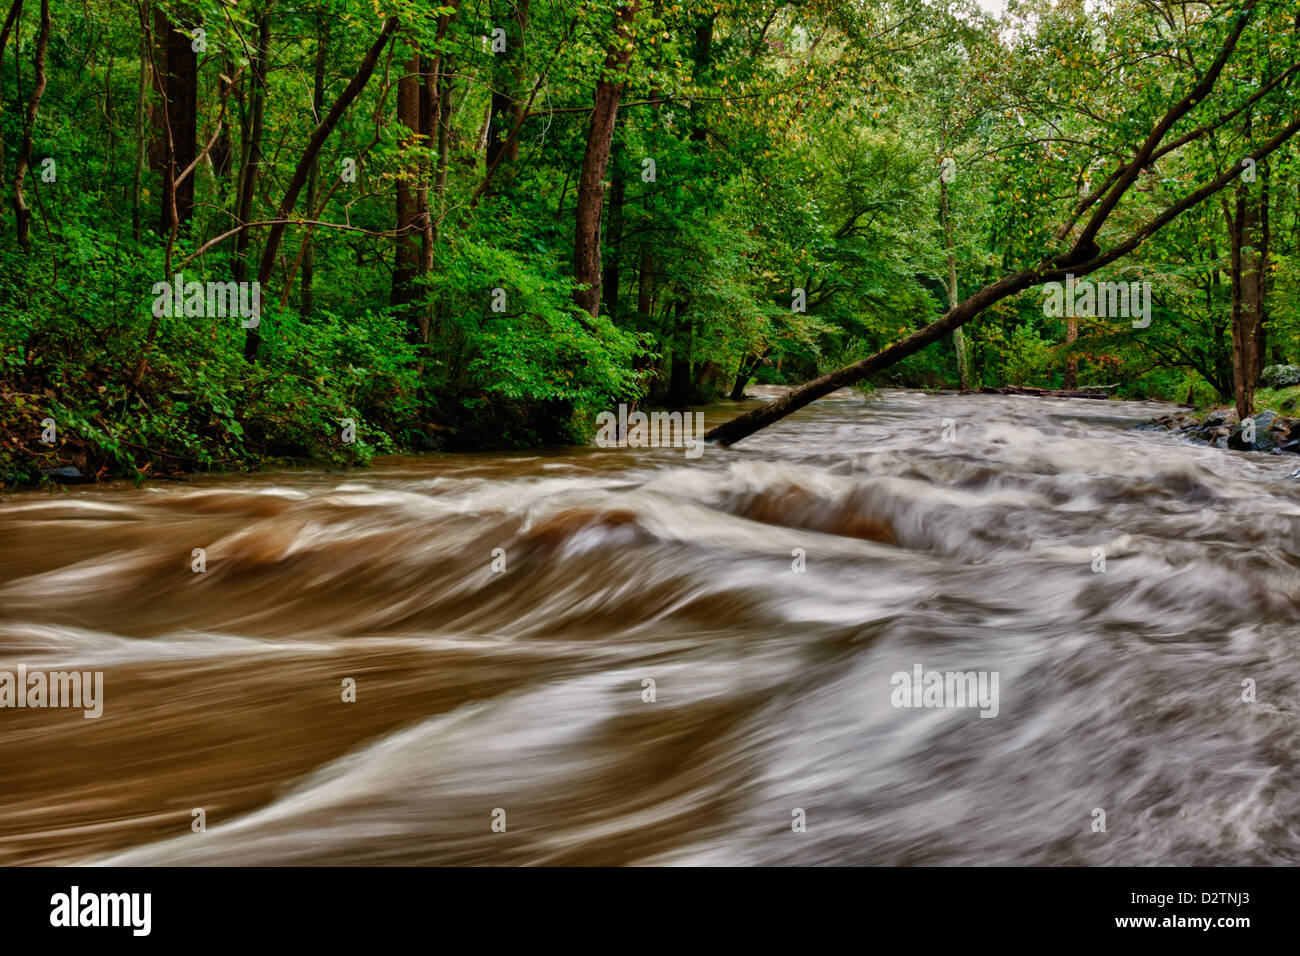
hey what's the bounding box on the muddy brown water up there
[2,387,1298,865]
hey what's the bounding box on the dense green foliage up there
[2,0,1298,483]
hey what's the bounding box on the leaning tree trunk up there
[706,3,1291,446]
[232,13,270,282]
[705,114,1300,446]
[244,15,399,361]
[706,266,1052,444]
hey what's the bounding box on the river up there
[2,387,1298,865]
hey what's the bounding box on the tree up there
[11,0,49,247]
[707,1,1300,445]
[573,1,640,320]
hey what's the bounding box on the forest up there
[2,0,1299,482]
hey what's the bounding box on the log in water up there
[1,387,1298,865]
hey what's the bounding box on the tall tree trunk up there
[1063,316,1078,391]
[601,137,626,317]
[245,14,400,360]
[1253,161,1271,376]
[1,0,28,189]
[301,15,329,317]
[131,21,148,241]
[636,248,655,322]
[1227,177,1264,420]
[393,46,423,317]
[572,1,639,320]
[210,59,235,190]
[485,0,529,194]
[434,58,453,229]
[12,0,49,247]
[656,11,713,398]
[413,50,435,346]
[939,175,970,389]
[233,14,270,282]
[666,300,693,407]
[427,54,455,350]
[157,8,198,235]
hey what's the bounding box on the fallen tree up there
[707,1,1298,446]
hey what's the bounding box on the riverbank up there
[10,378,1297,490]
[1133,384,1300,457]
[0,378,581,490]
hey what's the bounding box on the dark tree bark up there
[1227,181,1265,420]
[600,137,626,317]
[1222,105,1270,420]
[244,14,400,361]
[12,0,49,247]
[157,8,198,234]
[729,349,770,401]
[572,1,639,319]
[666,300,693,407]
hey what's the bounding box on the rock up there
[42,466,84,482]
[1260,364,1300,389]
[1228,416,1277,452]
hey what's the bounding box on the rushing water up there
[2,387,1298,866]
